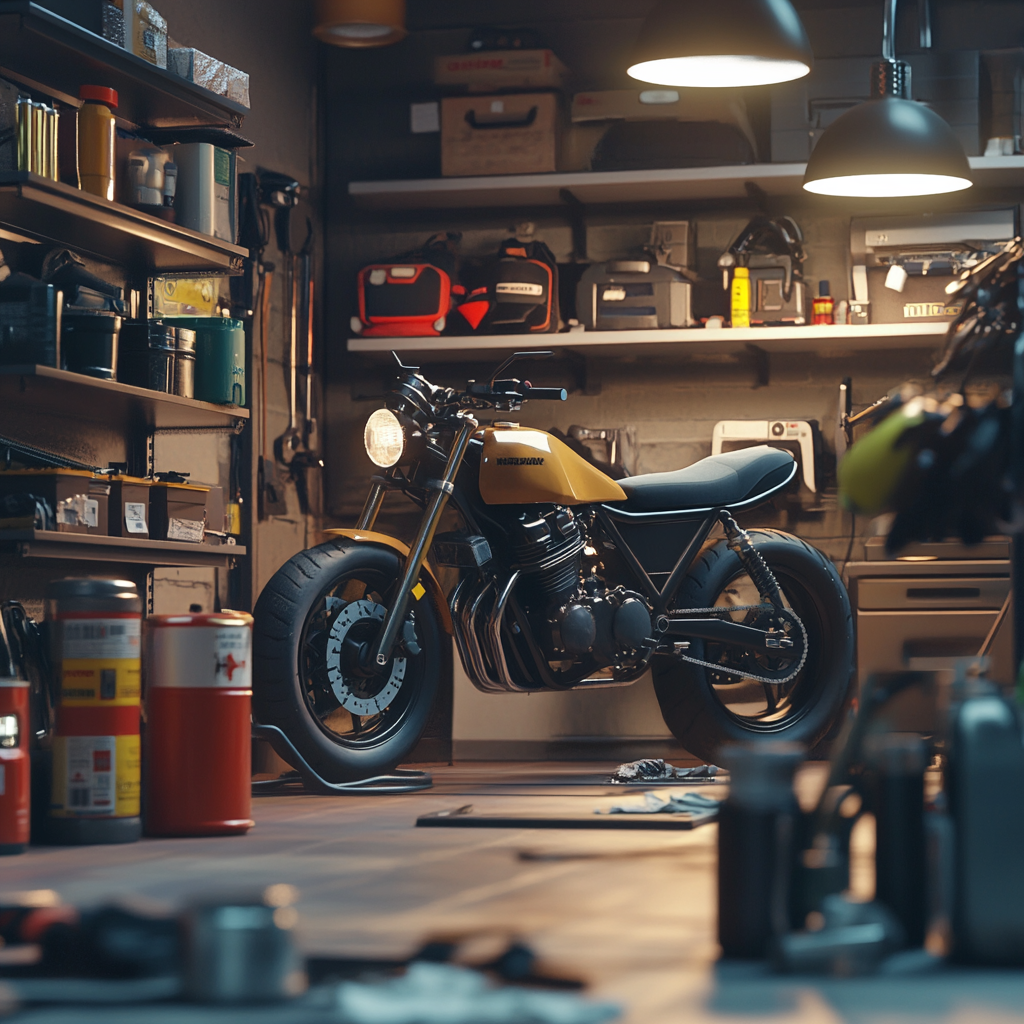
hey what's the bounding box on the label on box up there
[410,102,440,134]
[124,502,148,535]
[56,495,98,529]
[167,517,205,543]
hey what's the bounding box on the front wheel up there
[252,541,442,782]
[652,530,854,764]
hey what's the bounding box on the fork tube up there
[356,481,386,530]
[371,416,478,668]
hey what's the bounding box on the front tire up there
[652,530,853,764]
[253,541,442,782]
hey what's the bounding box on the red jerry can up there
[0,678,30,854]
[144,612,254,836]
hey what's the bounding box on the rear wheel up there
[253,541,442,781]
[652,530,853,764]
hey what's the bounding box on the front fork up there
[366,415,478,669]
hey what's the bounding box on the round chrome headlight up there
[364,408,405,468]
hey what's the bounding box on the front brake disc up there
[326,600,406,715]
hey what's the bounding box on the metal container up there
[718,741,803,959]
[173,327,196,398]
[171,317,245,406]
[61,310,120,380]
[143,612,253,837]
[45,578,142,845]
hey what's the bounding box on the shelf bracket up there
[746,344,771,388]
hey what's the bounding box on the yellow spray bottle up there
[730,266,750,328]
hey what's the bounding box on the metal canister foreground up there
[0,676,30,854]
[45,578,142,845]
[144,612,253,836]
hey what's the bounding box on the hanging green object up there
[168,317,246,406]
[837,400,928,516]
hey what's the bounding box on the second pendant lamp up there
[627,0,814,89]
[803,0,972,197]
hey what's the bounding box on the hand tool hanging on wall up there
[258,262,287,519]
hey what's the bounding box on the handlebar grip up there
[524,386,567,401]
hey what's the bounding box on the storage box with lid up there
[105,474,152,537]
[149,478,208,543]
[441,93,560,177]
[0,469,109,535]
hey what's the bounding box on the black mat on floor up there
[417,807,714,830]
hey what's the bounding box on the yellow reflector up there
[411,583,426,601]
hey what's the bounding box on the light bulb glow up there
[627,55,810,88]
[364,408,406,468]
[327,22,393,38]
[803,173,973,198]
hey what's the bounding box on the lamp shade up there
[803,97,973,197]
[627,0,813,88]
[314,0,406,48]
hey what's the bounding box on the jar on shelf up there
[78,86,118,201]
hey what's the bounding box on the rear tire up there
[253,541,442,782]
[652,530,853,764]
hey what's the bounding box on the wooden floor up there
[7,761,1024,1023]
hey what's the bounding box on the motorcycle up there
[253,352,854,781]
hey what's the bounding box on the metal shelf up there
[0,529,244,568]
[348,322,948,358]
[0,173,247,274]
[0,2,248,129]
[0,365,249,431]
[349,156,1024,210]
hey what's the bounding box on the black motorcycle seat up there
[615,446,796,512]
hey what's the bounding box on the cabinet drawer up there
[857,609,999,673]
[857,577,1009,611]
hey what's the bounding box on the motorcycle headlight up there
[364,408,406,468]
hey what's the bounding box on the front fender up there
[322,528,453,634]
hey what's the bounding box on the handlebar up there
[524,386,567,402]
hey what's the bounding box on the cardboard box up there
[168,47,250,108]
[149,480,209,543]
[442,93,559,177]
[0,469,109,535]
[434,50,568,93]
[106,475,151,537]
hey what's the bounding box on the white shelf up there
[348,156,1024,210]
[349,321,947,357]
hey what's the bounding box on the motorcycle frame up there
[355,425,798,695]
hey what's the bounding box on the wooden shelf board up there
[0,173,247,274]
[349,322,947,358]
[0,365,249,431]
[0,2,248,129]
[0,529,245,567]
[349,156,1024,210]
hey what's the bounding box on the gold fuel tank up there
[478,425,626,505]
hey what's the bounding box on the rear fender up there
[322,528,453,634]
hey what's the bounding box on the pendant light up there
[626,0,813,89]
[313,0,406,48]
[803,0,971,198]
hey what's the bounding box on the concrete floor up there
[6,762,1024,1023]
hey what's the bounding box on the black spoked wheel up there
[702,569,817,730]
[652,530,853,764]
[254,541,441,782]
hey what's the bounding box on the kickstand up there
[252,723,433,794]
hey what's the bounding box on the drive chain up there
[663,603,810,687]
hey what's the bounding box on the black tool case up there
[576,260,692,330]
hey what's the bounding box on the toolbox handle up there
[465,106,538,130]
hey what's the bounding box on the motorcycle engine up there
[512,507,652,665]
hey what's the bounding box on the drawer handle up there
[905,588,982,600]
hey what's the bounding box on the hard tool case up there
[353,233,459,337]
[575,260,693,330]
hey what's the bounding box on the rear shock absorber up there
[718,510,785,612]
